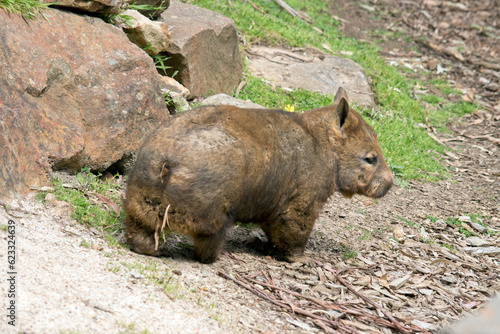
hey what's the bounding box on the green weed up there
[115,259,183,298]
[426,214,495,237]
[0,0,51,21]
[80,239,91,248]
[52,167,124,246]
[116,320,152,334]
[359,230,372,241]
[340,244,358,259]
[237,75,334,111]
[397,216,422,229]
[35,191,47,204]
[440,243,454,251]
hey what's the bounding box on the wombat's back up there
[132,105,334,224]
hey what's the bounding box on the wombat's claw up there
[285,254,313,266]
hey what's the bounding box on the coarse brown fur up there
[124,87,393,263]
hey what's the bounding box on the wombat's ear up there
[334,87,349,128]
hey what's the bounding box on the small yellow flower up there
[284,104,295,112]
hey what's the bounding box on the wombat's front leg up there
[193,228,227,264]
[125,215,160,257]
[261,213,316,265]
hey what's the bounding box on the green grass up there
[359,230,372,242]
[116,320,153,334]
[35,191,48,204]
[80,238,91,248]
[189,0,479,180]
[112,258,184,298]
[340,244,358,259]
[52,167,125,247]
[426,214,494,237]
[0,0,51,21]
[440,243,454,251]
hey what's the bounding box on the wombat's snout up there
[367,169,393,198]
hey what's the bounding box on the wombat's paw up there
[130,245,161,257]
[194,250,220,264]
[284,254,313,266]
[126,232,161,257]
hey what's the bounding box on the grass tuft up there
[52,167,125,247]
[0,0,51,21]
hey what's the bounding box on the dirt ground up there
[1,0,499,333]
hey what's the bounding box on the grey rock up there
[458,215,472,223]
[158,1,242,99]
[466,236,490,247]
[201,94,264,109]
[247,46,374,109]
[412,319,438,331]
[463,246,500,255]
[119,9,171,56]
[470,222,486,233]
[158,75,191,112]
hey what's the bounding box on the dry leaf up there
[379,274,390,290]
[93,192,121,218]
[393,225,406,242]
[462,89,474,103]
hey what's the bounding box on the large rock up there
[0,9,169,201]
[158,1,242,99]
[247,46,375,110]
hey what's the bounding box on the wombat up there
[124,87,393,263]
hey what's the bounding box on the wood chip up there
[389,274,412,290]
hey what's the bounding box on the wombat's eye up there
[364,156,377,165]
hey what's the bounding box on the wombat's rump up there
[124,87,393,263]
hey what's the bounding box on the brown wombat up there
[124,87,393,263]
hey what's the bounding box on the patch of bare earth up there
[1,1,499,333]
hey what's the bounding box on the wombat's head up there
[330,88,393,199]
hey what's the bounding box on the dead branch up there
[243,0,266,14]
[218,270,358,333]
[273,0,310,22]
[335,266,418,334]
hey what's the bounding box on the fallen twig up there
[243,0,266,14]
[218,270,355,332]
[219,268,427,333]
[335,267,415,333]
[273,0,310,22]
[235,79,247,98]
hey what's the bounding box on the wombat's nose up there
[380,171,394,197]
[370,170,393,198]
